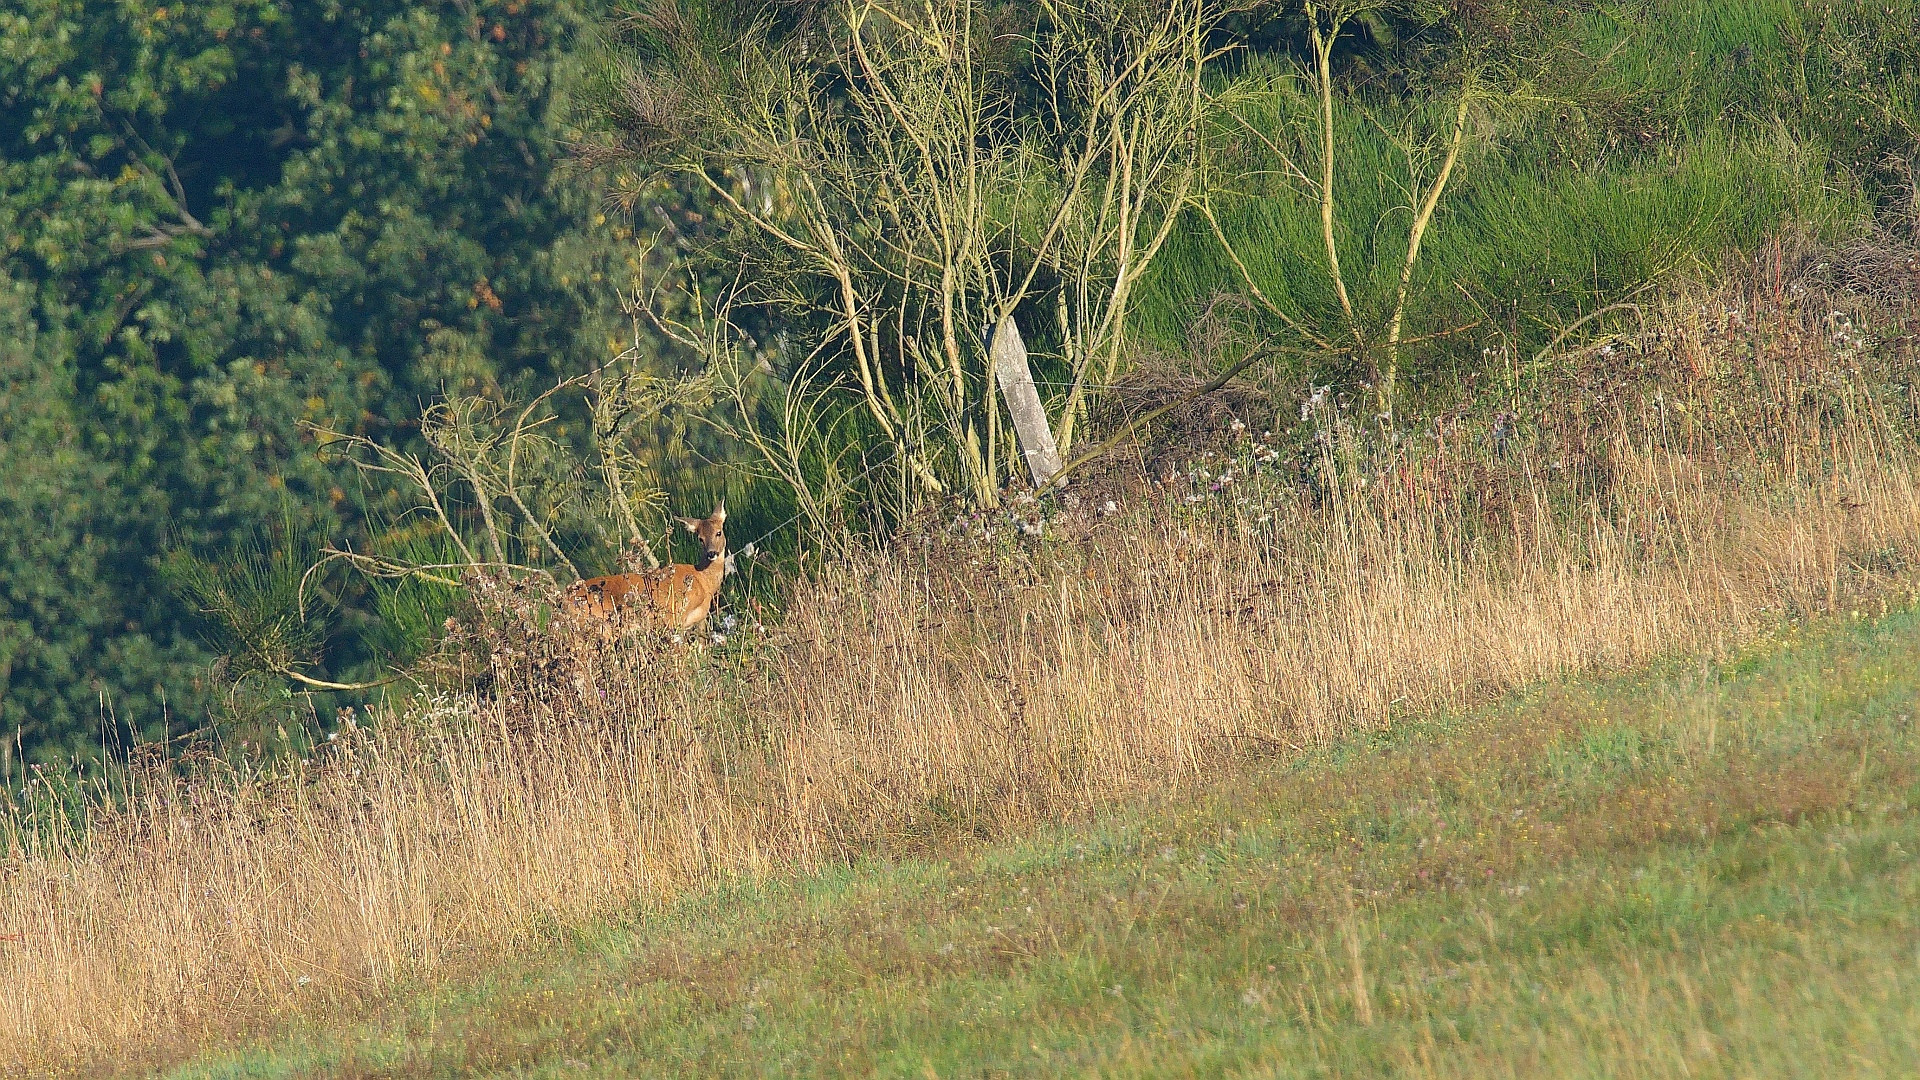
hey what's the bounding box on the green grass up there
[1132,0,1918,384]
[144,606,1920,1078]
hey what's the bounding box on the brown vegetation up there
[3,251,1919,1073]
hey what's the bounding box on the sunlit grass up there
[163,608,1920,1078]
[5,259,1920,1073]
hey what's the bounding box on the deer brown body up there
[566,504,730,629]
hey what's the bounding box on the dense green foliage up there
[158,608,1920,1077]
[1,0,637,760]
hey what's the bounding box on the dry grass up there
[4,257,1920,1074]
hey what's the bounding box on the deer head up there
[675,502,728,571]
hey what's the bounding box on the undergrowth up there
[156,580,1920,1078]
[2,237,1918,1072]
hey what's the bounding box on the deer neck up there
[693,548,727,597]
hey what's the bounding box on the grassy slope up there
[157,608,1920,1079]
[1132,0,1916,370]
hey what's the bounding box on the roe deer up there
[565,503,731,628]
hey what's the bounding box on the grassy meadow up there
[7,250,1920,1074]
[159,604,1920,1078]
[4,0,1920,1075]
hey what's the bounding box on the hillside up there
[157,607,1920,1077]
[5,0,1920,1074]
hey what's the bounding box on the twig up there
[1197,198,1336,351]
[1529,301,1647,368]
[1382,76,1475,416]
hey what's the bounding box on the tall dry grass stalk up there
[4,258,1919,1072]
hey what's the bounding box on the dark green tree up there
[0,0,645,760]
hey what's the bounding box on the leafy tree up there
[0,0,647,760]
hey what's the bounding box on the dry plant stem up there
[432,410,511,571]
[1343,887,1374,1025]
[589,360,661,571]
[272,668,397,693]
[1308,4,1361,345]
[503,379,588,581]
[1197,198,1336,351]
[1381,81,1474,420]
[1056,161,1195,453]
[307,424,479,570]
[1530,301,1648,368]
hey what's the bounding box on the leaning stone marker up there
[990,314,1063,487]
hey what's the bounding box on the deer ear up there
[711,500,727,523]
[676,516,700,533]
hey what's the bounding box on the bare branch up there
[1382,77,1475,417]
